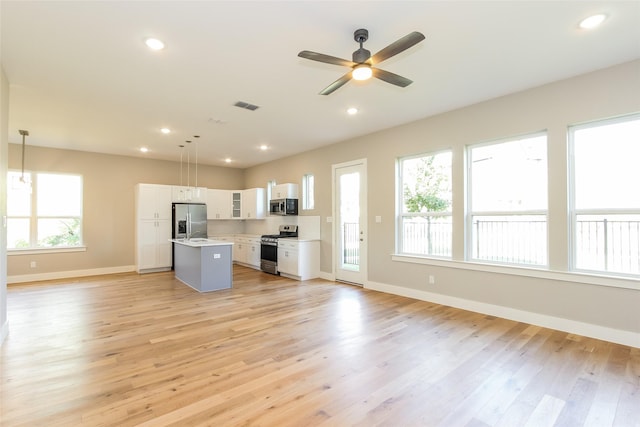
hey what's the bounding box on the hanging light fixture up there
[17,130,32,192]
[352,64,372,81]
[194,135,200,198]
[178,144,185,186]
[185,140,192,200]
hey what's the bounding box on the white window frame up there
[397,150,453,258]
[466,132,548,267]
[568,113,640,277]
[302,174,315,210]
[7,170,84,252]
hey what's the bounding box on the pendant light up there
[18,130,32,192]
[185,140,192,200]
[178,144,185,186]
[194,135,200,198]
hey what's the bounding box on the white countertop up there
[170,238,234,247]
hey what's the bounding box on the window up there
[398,151,452,257]
[7,171,83,250]
[570,113,640,276]
[468,133,547,266]
[302,174,315,210]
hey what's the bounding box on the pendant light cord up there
[19,130,29,183]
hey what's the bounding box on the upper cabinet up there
[242,188,265,219]
[204,187,268,220]
[206,189,232,220]
[231,191,242,219]
[136,184,172,220]
[272,183,299,199]
[172,186,207,203]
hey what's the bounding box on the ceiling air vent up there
[234,101,260,111]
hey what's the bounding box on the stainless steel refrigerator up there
[172,203,207,240]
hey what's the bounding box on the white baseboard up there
[366,280,640,349]
[7,265,136,284]
[318,271,334,281]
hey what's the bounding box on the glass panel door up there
[334,160,367,285]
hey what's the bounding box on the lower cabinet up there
[246,240,261,267]
[231,236,261,270]
[277,240,320,280]
[136,219,172,273]
[234,237,246,263]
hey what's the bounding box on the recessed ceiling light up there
[140,147,149,153]
[160,128,170,134]
[347,107,358,115]
[145,38,165,50]
[579,14,607,29]
[259,144,268,151]
[225,158,232,163]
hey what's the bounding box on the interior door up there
[333,159,367,285]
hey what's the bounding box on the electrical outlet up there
[30,261,37,268]
[428,275,435,285]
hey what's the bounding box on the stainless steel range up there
[260,225,298,275]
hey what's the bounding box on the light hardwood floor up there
[1,266,638,426]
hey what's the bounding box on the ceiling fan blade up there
[319,72,352,95]
[372,68,413,88]
[369,31,425,65]
[298,50,356,68]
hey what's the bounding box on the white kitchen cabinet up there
[135,184,173,273]
[231,191,242,219]
[233,236,261,269]
[137,183,172,220]
[246,238,261,268]
[231,236,261,269]
[241,188,265,219]
[234,237,247,264]
[136,219,172,272]
[272,183,298,199]
[206,188,264,220]
[277,239,320,280]
[207,189,232,219]
[172,186,207,203]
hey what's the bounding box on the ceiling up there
[2,1,639,169]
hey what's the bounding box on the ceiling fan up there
[298,28,425,95]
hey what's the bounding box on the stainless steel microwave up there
[269,198,298,216]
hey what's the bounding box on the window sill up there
[391,254,640,291]
[8,246,87,256]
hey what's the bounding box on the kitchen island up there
[171,238,234,292]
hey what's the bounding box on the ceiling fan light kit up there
[298,28,425,95]
[352,64,372,81]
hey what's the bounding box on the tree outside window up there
[7,171,83,249]
[399,151,452,257]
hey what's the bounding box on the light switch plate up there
[375,216,382,223]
